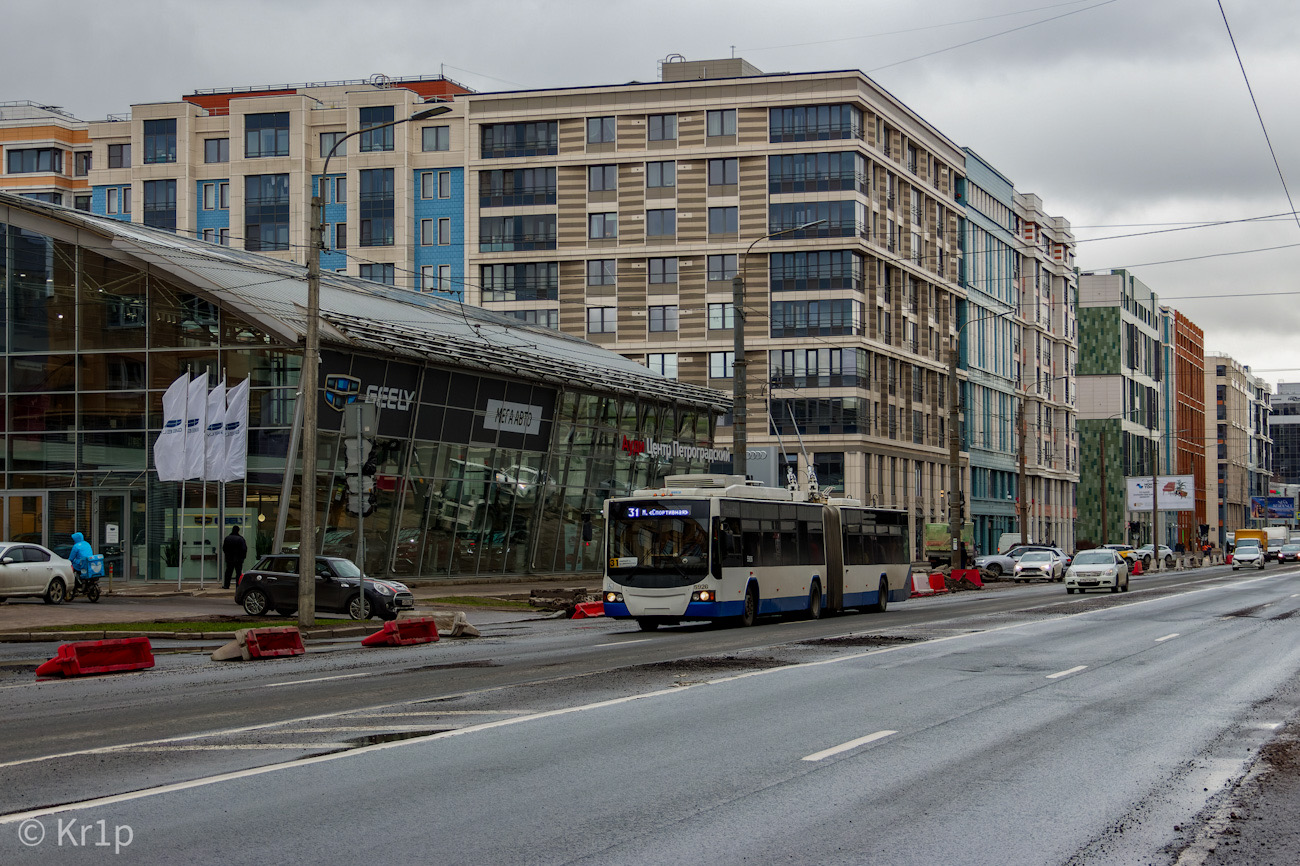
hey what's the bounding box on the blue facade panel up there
[194,179,230,241]
[412,167,464,300]
[317,174,348,271]
[90,185,133,222]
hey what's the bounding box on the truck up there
[923,522,975,567]
[1266,526,1289,561]
[1233,528,1268,563]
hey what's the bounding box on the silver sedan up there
[1013,550,1064,582]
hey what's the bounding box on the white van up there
[997,533,1023,555]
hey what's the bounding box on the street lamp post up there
[730,219,825,479]
[298,103,451,627]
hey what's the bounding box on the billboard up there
[1126,476,1196,512]
[1251,496,1295,519]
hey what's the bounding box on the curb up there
[0,625,378,644]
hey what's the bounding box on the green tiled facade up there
[1077,419,1125,544]
[1077,306,1121,376]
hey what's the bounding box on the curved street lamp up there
[298,103,452,627]
[730,218,826,479]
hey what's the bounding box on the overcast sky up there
[9,0,1300,388]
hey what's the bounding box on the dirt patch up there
[1224,604,1271,618]
[384,660,501,676]
[798,635,924,647]
[624,655,789,674]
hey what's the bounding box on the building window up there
[358,168,395,247]
[244,173,290,251]
[143,118,177,164]
[481,262,559,301]
[646,208,676,238]
[480,122,557,158]
[709,352,735,379]
[74,151,92,176]
[107,143,131,169]
[107,187,119,214]
[219,181,229,209]
[768,104,862,142]
[359,105,396,152]
[588,212,618,240]
[422,264,454,294]
[422,125,450,152]
[204,138,229,164]
[201,228,215,243]
[142,179,177,231]
[647,353,678,378]
[421,219,435,246]
[320,131,346,158]
[359,263,395,285]
[437,170,451,199]
[587,259,617,286]
[706,109,736,137]
[244,112,289,158]
[646,161,675,188]
[768,152,866,194]
[6,148,62,173]
[708,158,738,186]
[708,206,738,235]
[648,257,677,284]
[648,305,678,332]
[770,299,862,338]
[333,223,347,250]
[708,302,735,330]
[648,114,677,141]
[219,227,230,246]
[74,194,91,211]
[587,307,617,334]
[503,309,560,329]
[707,254,737,281]
[769,250,863,291]
[479,214,557,251]
[21,192,62,204]
[420,172,435,200]
[769,200,864,238]
[588,164,617,191]
[332,177,346,204]
[587,116,616,143]
[479,168,556,206]
[202,183,216,210]
[438,217,451,245]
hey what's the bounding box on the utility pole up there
[948,337,963,569]
[1018,398,1028,544]
[1150,391,1160,572]
[299,191,322,627]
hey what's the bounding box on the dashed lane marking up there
[1156,633,1180,642]
[803,730,897,762]
[1047,665,1088,679]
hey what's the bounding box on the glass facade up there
[0,213,722,582]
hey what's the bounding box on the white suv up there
[1232,540,1266,570]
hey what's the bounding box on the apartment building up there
[1270,382,1300,486]
[1205,354,1272,547]
[1014,192,1079,550]
[1169,309,1207,548]
[463,58,971,545]
[84,75,472,295]
[1076,270,1162,545]
[0,101,92,209]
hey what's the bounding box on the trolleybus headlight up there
[691,590,715,602]
[605,591,623,603]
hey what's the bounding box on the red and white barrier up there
[35,636,155,678]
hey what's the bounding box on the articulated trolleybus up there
[602,474,911,631]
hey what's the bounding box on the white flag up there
[205,379,227,482]
[222,378,251,483]
[154,373,189,482]
[184,371,209,480]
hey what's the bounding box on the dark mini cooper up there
[235,554,415,620]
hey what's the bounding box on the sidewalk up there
[105,573,604,601]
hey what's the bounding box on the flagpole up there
[178,481,186,591]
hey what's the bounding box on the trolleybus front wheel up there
[740,584,759,627]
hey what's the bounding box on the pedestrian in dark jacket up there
[222,525,248,589]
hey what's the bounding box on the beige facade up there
[465,62,971,535]
[0,101,91,209]
[1205,354,1272,546]
[1015,193,1079,548]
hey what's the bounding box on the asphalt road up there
[3,564,1300,864]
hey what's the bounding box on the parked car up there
[1065,548,1130,594]
[1013,550,1063,582]
[234,554,415,620]
[1135,545,1175,569]
[975,545,1067,578]
[0,542,76,604]
[1278,543,1300,563]
[1231,539,1266,571]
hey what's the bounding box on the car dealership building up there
[0,192,728,581]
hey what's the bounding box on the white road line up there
[350,710,526,717]
[261,673,370,688]
[593,639,650,647]
[802,730,897,762]
[137,744,351,751]
[1046,665,1088,679]
[1155,633,1180,642]
[287,726,462,733]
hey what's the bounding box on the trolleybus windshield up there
[607,500,711,583]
